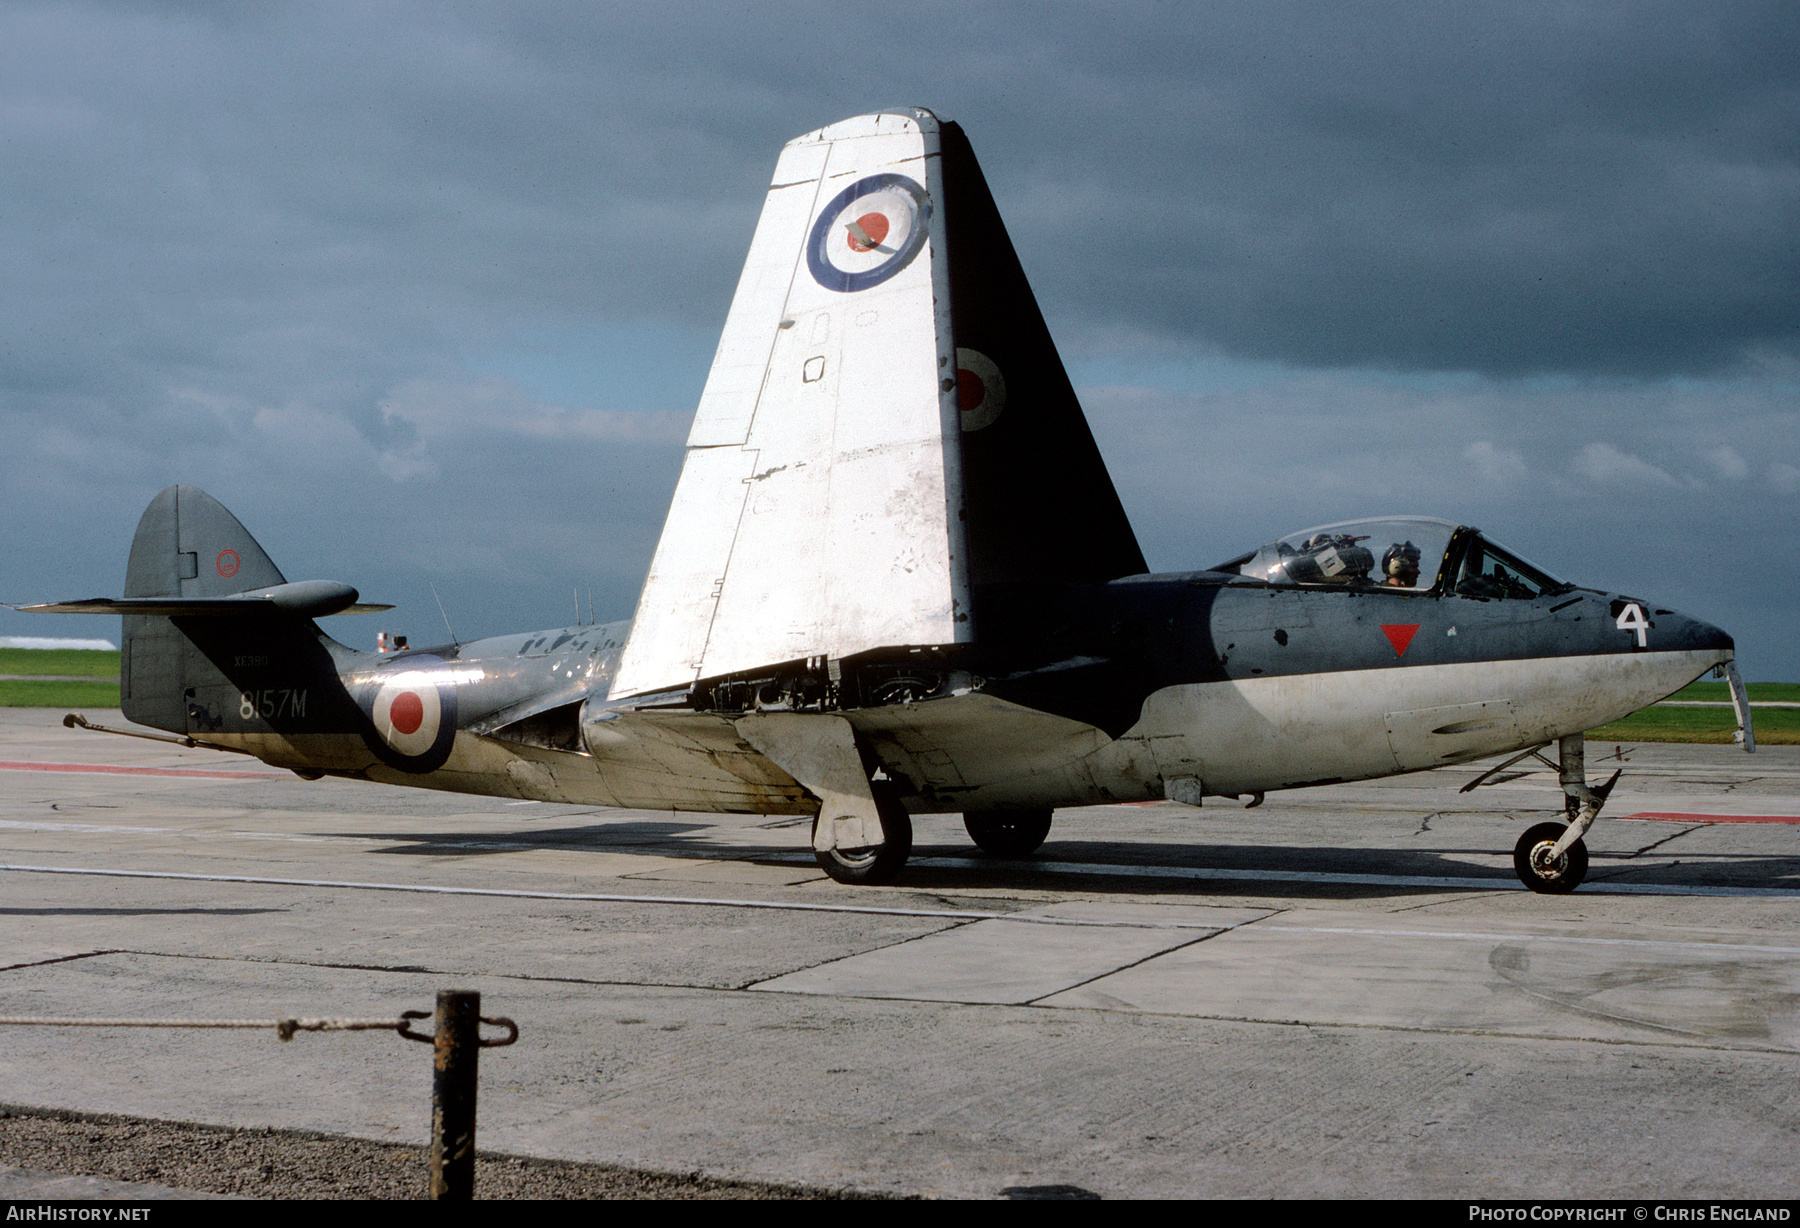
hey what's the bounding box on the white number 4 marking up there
[1616,602,1649,648]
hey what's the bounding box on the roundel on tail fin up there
[359,655,457,773]
[955,348,1005,431]
[806,174,930,293]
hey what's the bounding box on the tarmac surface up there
[1,707,1796,1199]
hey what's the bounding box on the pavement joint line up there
[1023,916,1265,1006]
[0,950,126,975]
[891,855,1800,897]
[30,948,1795,1059]
[0,864,1222,930]
[1253,924,1800,956]
[1030,1005,1800,1056]
[1625,827,1707,859]
[1621,812,1800,824]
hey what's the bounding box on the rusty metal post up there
[430,989,480,1199]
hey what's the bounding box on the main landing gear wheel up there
[813,789,912,886]
[1513,822,1588,894]
[963,809,1053,857]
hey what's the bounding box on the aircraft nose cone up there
[1697,619,1733,655]
[1664,609,1734,656]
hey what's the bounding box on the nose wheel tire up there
[963,809,1053,857]
[813,789,912,885]
[1513,822,1588,894]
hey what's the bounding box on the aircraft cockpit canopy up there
[1213,517,1572,599]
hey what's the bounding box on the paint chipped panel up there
[341,621,627,740]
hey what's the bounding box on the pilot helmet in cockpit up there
[1381,541,1423,588]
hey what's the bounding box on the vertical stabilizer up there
[123,484,287,601]
[120,484,290,730]
[613,110,967,699]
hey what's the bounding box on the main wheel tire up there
[1513,821,1588,894]
[963,808,1053,858]
[813,788,912,885]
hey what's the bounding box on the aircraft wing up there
[611,110,1149,702]
[611,110,969,700]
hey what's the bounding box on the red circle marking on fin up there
[957,368,986,412]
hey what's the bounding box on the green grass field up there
[0,648,121,678]
[0,649,122,708]
[0,648,1786,743]
[0,679,123,708]
[1586,680,1796,744]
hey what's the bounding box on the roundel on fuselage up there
[805,174,931,293]
[358,655,458,773]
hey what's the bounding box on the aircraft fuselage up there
[166,563,1730,823]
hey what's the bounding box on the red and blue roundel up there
[806,174,931,293]
[956,348,1006,432]
[359,656,458,773]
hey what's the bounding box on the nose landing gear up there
[1511,733,1619,894]
[1513,822,1589,893]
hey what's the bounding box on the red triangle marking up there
[1381,624,1421,656]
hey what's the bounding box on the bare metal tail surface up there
[611,111,962,700]
[611,110,1144,701]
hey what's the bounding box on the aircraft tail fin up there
[111,486,351,732]
[123,484,287,601]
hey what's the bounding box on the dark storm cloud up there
[977,3,1800,376]
[486,0,1800,377]
[3,0,1792,419]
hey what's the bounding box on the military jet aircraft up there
[22,109,1753,893]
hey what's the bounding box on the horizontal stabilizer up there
[18,581,390,618]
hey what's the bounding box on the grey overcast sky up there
[4,1,1797,676]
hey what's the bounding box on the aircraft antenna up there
[429,582,458,645]
[574,586,581,626]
